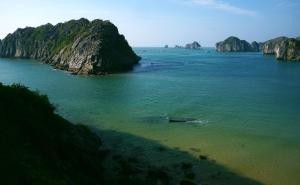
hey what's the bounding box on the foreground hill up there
[0,18,141,75]
[0,83,107,184]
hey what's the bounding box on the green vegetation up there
[0,83,105,185]
[27,19,92,56]
[0,18,141,74]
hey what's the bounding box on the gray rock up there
[0,18,141,75]
[263,37,300,61]
[262,37,288,54]
[216,36,259,52]
[185,41,201,49]
[251,41,260,52]
[175,45,184,48]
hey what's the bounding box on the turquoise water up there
[1,48,300,184]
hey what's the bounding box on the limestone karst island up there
[0,1,300,185]
[0,18,141,75]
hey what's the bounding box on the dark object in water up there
[168,117,196,123]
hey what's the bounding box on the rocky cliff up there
[216,36,260,52]
[263,37,300,61]
[185,41,201,49]
[0,18,141,75]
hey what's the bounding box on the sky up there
[0,0,299,47]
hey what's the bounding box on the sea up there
[1,47,300,185]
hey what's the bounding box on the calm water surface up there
[1,48,300,185]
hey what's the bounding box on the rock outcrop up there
[216,36,260,52]
[175,45,184,48]
[185,41,201,49]
[0,18,141,75]
[251,41,261,52]
[263,37,300,61]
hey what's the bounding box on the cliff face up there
[216,36,259,52]
[263,37,300,61]
[0,18,141,75]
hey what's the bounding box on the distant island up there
[216,36,261,52]
[185,41,201,49]
[0,18,141,75]
[173,41,201,49]
[216,36,300,61]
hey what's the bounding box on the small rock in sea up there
[180,179,197,185]
[199,155,208,160]
[185,41,201,49]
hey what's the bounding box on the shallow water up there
[1,48,300,185]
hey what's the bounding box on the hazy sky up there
[0,0,299,47]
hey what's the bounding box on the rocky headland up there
[0,18,141,75]
[216,36,260,52]
[263,36,300,61]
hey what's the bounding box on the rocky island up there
[263,36,300,61]
[216,36,261,52]
[173,41,201,49]
[185,41,201,49]
[0,18,141,75]
[216,36,300,61]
